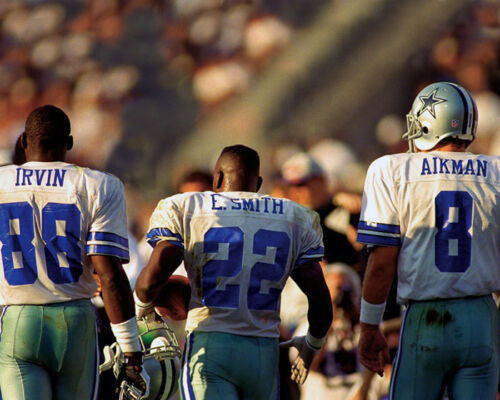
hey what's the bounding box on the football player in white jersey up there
[0,106,149,400]
[357,82,500,399]
[134,145,333,399]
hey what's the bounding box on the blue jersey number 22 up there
[435,191,472,273]
[203,227,290,311]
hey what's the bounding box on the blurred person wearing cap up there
[281,152,361,267]
[289,263,364,400]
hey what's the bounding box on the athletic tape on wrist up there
[305,330,326,350]
[133,291,152,308]
[360,298,386,325]
[111,316,142,353]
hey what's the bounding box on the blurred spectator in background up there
[175,168,212,193]
[290,263,363,400]
[281,151,362,268]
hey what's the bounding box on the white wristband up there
[305,330,326,350]
[360,298,386,325]
[134,291,152,308]
[110,316,142,353]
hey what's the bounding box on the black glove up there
[116,352,150,400]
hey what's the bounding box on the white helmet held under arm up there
[100,316,181,400]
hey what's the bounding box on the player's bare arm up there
[91,255,135,324]
[91,254,150,396]
[134,240,184,315]
[291,261,333,339]
[280,261,333,384]
[358,246,399,376]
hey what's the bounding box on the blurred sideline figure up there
[292,263,363,400]
[0,105,149,400]
[134,144,333,399]
[176,169,212,194]
[357,82,500,399]
[281,152,362,267]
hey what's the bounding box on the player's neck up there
[25,150,66,163]
[419,143,468,153]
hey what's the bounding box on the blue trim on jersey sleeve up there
[296,246,325,265]
[86,244,129,260]
[147,237,184,250]
[358,221,401,234]
[146,228,184,249]
[147,228,183,242]
[357,232,401,246]
[87,232,129,247]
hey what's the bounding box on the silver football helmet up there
[403,82,478,152]
[100,316,182,400]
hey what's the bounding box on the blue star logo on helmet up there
[417,88,447,118]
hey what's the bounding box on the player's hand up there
[116,352,150,400]
[358,322,391,377]
[280,336,321,385]
[133,291,155,320]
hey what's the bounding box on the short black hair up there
[220,144,260,174]
[25,105,71,150]
[435,136,472,150]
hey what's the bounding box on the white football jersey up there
[147,191,324,338]
[357,152,500,304]
[0,161,129,305]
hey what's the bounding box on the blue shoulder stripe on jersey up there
[147,236,184,250]
[86,244,129,259]
[87,232,129,247]
[358,221,401,234]
[147,228,183,242]
[357,232,401,246]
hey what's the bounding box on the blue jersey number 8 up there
[203,227,290,311]
[435,191,472,273]
[0,202,83,286]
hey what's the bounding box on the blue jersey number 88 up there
[203,227,290,311]
[0,201,83,286]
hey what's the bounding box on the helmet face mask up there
[138,316,181,361]
[403,82,477,152]
[100,316,181,400]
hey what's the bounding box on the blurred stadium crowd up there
[0,0,500,399]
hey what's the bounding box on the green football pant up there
[389,295,499,400]
[0,300,99,400]
[180,331,279,400]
